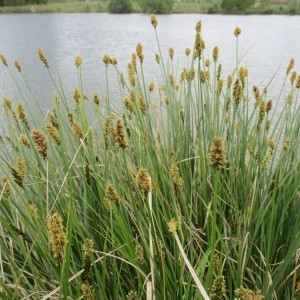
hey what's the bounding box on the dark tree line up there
[1,0,47,6]
[108,0,173,13]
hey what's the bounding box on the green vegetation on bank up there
[1,14,300,299]
[0,0,300,14]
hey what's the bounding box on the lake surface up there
[0,13,300,129]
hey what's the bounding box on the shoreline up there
[0,1,299,15]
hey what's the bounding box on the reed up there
[0,15,300,299]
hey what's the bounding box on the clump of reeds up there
[0,15,299,300]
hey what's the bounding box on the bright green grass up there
[0,15,300,300]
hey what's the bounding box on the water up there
[0,13,300,128]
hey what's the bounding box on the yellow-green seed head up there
[75,55,82,68]
[234,26,241,37]
[211,275,226,300]
[2,176,11,196]
[171,163,184,188]
[168,218,178,233]
[235,288,264,300]
[135,243,144,265]
[104,182,121,206]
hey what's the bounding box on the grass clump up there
[0,15,300,299]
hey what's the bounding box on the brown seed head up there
[14,59,22,72]
[81,284,95,300]
[150,14,158,28]
[258,100,266,123]
[20,134,30,148]
[185,48,191,56]
[171,163,184,188]
[155,53,160,64]
[213,46,219,62]
[32,129,48,159]
[138,95,147,116]
[135,168,151,197]
[169,47,174,60]
[104,182,121,207]
[290,70,297,84]
[48,213,65,264]
[136,42,144,63]
[111,119,128,149]
[286,58,295,75]
[0,54,8,67]
[208,136,227,171]
[46,123,61,145]
[37,47,49,68]
[73,88,81,104]
[93,92,100,106]
[148,82,155,92]
[266,99,272,113]
[233,79,243,106]
[195,20,202,33]
[296,75,300,89]
[102,54,111,66]
[17,102,30,130]
[72,122,84,140]
[3,97,12,113]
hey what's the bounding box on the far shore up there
[0,1,299,14]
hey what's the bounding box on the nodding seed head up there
[37,47,49,68]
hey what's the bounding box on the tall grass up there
[0,15,300,299]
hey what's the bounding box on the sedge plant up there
[0,15,300,300]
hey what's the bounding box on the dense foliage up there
[108,0,132,13]
[221,0,255,12]
[138,0,173,13]
[0,15,300,300]
[0,0,47,6]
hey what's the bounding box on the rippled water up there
[0,13,300,127]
